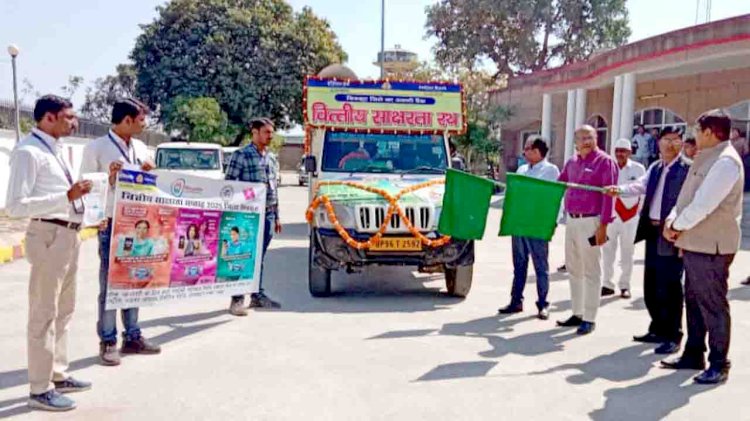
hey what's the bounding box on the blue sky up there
[1,0,749,109]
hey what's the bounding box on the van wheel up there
[445,264,473,297]
[309,240,331,297]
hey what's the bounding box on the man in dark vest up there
[605,127,690,354]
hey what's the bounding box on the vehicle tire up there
[445,264,473,297]
[309,238,332,297]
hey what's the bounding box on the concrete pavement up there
[1,175,749,420]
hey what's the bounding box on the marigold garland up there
[305,179,452,250]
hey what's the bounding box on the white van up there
[154,142,224,180]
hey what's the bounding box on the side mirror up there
[304,155,317,174]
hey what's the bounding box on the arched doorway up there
[633,108,687,136]
[586,115,608,151]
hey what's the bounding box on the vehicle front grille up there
[355,204,432,233]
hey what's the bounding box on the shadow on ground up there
[0,310,230,397]
[264,246,465,314]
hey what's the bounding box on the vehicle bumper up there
[311,228,474,270]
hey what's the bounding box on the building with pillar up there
[492,14,750,172]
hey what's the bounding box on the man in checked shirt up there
[225,118,283,316]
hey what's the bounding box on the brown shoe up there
[620,289,632,299]
[99,342,121,366]
[121,336,161,355]
[229,298,248,316]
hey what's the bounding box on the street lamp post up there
[379,0,385,79]
[7,44,21,142]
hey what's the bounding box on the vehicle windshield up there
[322,132,447,174]
[156,148,221,170]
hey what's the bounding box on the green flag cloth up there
[499,173,568,241]
[438,169,495,240]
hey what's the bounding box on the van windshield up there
[321,132,447,174]
[155,148,221,170]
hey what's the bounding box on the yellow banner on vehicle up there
[303,77,466,134]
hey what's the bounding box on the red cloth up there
[615,197,640,222]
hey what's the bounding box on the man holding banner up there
[498,136,559,320]
[6,95,93,411]
[81,99,161,366]
[556,125,618,335]
[225,118,283,316]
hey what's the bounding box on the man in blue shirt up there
[499,136,560,320]
[225,118,282,316]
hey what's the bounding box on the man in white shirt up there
[606,127,690,356]
[80,99,160,366]
[601,139,646,299]
[498,136,560,320]
[662,111,744,385]
[632,125,653,167]
[6,95,93,411]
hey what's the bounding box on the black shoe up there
[654,341,681,355]
[633,332,664,344]
[557,315,583,327]
[557,264,567,273]
[620,289,631,299]
[742,277,750,286]
[537,307,550,320]
[601,287,615,297]
[121,336,161,355]
[694,366,729,384]
[660,356,706,370]
[577,321,595,335]
[498,303,523,314]
[249,292,281,309]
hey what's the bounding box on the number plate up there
[369,237,422,252]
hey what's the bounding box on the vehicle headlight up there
[315,203,356,229]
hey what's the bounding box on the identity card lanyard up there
[108,132,141,165]
[32,132,84,214]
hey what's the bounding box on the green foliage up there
[163,96,233,145]
[60,75,84,99]
[426,0,631,77]
[269,134,284,154]
[131,0,346,127]
[19,118,34,135]
[82,64,138,123]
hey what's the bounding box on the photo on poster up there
[109,204,176,289]
[170,209,221,286]
[216,211,260,283]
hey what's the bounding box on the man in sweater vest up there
[662,111,745,385]
[606,127,690,355]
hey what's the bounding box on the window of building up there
[586,115,608,150]
[633,108,687,134]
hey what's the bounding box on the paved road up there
[1,175,749,420]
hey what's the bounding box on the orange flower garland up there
[305,179,452,250]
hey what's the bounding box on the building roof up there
[497,14,750,94]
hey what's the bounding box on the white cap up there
[614,138,632,150]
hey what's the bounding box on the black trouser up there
[683,251,734,368]
[643,228,684,342]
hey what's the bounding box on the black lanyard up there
[108,132,139,165]
[32,132,73,186]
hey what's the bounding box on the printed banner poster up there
[304,78,465,133]
[106,169,266,310]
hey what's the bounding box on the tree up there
[81,64,138,123]
[425,0,631,77]
[131,0,347,127]
[60,75,84,99]
[162,96,235,144]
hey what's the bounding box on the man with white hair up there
[601,139,646,299]
[556,125,619,335]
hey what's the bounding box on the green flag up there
[438,169,495,240]
[499,173,567,241]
